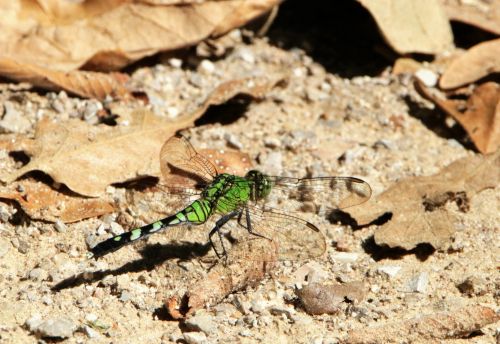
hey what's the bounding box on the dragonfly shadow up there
[362,236,435,262]
[328,210,392,230]
[51,241,211,292]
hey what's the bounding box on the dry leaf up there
[0,0,281,72]
[348,152,500,250]
[296,281,365,315]
[347,305,499,344]
[0,57,131,100]
[0,179,114,223]
[166,237,278,318]
[357,0,453,54]
[0,76,280,196]
[440,0,500,35]
[417,80,500,154]
[440,39,500,89]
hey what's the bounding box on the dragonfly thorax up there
[245,170,272,201]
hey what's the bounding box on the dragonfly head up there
[245,170,272,200]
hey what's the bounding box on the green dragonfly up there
[87,135,371,260]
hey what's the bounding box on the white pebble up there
[199,60,215,74]
[377,265,401,278]
[183,331,207,344]
[415,68,438,87]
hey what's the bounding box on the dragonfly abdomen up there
[88,199,212,259]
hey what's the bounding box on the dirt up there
[0,2,498,344]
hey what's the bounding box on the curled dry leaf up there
[440,39,500,89]
[347,305,499,344]
[0,57,131,100]
[0,0,281,72]
[296,281,365,315]
[357,0,453,54]
[166,238,278,318]
[0,179,114,223]
[417,80,500,154]
[1,76,279,197]
[440,0,500,35]
[348,151,500,250]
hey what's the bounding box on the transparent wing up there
[264,176,371,215]
[160,135,218,183]
[226,204,327,261]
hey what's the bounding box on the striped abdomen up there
[88,199,212,259]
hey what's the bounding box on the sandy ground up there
[0,2,498,343]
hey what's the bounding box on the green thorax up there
[201,170,272,214]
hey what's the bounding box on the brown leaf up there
[440,0,500,35]
[417,80,500,154]
[0,179,114,223]
[166,237,278,318]
[296,281,366,315]
[348,151,500,250]
[357,0,454,54]
[0,0,281,72]
[0,57,131,100]
[440,39,500,89]
[0,76,280,196]
[347,305,499,343]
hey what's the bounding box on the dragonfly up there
[87,135,371,261]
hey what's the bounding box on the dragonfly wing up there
[241,205,327,261]
[160,135,218,183]
[267,176,371,214]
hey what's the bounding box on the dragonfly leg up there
[244,207,271,242]
[209,211,239,259]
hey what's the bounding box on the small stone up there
[415,68,438,87]
[82,100,103,124]
[185,313,216,335]
[30,317,77,339]
[51,99,65,114]
[377,265,401,278]
[224,133,243,150]
[408,272,428,293]
[166,106,179,118]
[168,58,183,68]
[119,291,131,302]
[0,101,31,133]
[294,262,329,285]
[0,238,10,258]
[330,252,359,264]
[183,331,207,344]
[239,329,252,337]
[25,314,43,332]
[457,276,488,296]
[236,48,255,64]
[250,298,269,314]
[54,220,67,233]
[83,325,100,339]
[29,268,48,282]
[269,305,295,319]
[85,234,99,249]
[85,313,98,323]
[264,137,281,149]
[260,152,283,175]
[199,60,215,74]
[16,239,30,254]
[109,222,124,236]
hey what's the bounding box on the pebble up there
[236,48,255,64]
[85,234,99,249]
[330,252,359,264]
[0,101,31,133]
[260,151,283,175]
[239,329,252,337]
[82,100,102,124]
[12,238,30,254]
[199,60,215,74]
[407,272,428,293]
[109,222,124,236]
[26,316,76,339]
[456,276,488,296]
[183,331,207,344]
[377,265,401,278]
[83,325,100,339]
[264,137,281,149]
[185,313,216,335]
[28,268,48,282]
[0,238,10,258]
[294,262,329,285]
[224,133,243,150]
[415,68,438,87]
[0,205,11,222]
[54,220,67,233]
[168,58,183,68]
